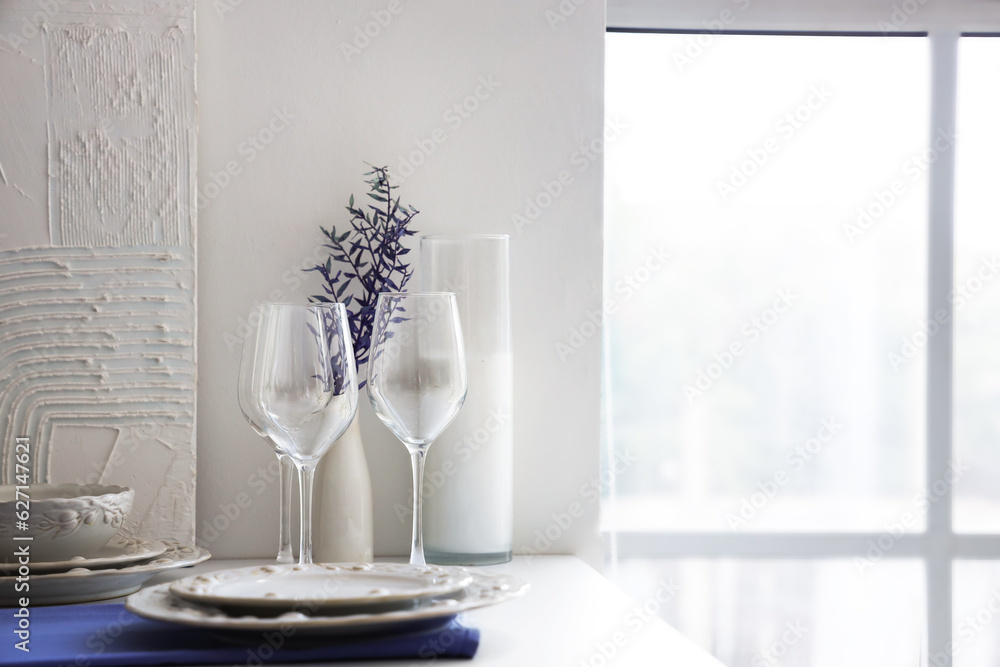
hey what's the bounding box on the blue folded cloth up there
[0,603,479,666]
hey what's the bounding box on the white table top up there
[138,555,724,667]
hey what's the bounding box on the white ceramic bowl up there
[0,484,133,564]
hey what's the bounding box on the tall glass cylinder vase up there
[420,235,513,565]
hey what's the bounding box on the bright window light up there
[953,37,1000,534]
[604,33,929,534]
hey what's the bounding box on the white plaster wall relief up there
[0,1,197,544]
[46,23,193,247]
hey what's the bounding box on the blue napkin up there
[1,603,479,666]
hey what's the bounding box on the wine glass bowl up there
[368,358,468,448]
[367,292,468,565]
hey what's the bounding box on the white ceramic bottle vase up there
[420,234,513,565]
[314,412,374,563]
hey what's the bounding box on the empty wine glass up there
[237,318,295,564]
[367,293,468,565]
[247,302,359,565]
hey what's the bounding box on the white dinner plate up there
[127,568,528,637]
[0,542,210,606]
[0,535,167,575]
[168,562,474,614]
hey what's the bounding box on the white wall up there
[195,0,606,564]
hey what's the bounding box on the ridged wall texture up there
[0,0,197,544]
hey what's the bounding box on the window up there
[604,29,1000,667]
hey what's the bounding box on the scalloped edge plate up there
[0,542,210,606]
[0,535,167,575]
[168,562,474,613]
[128,568,528,637]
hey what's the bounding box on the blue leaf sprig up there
[306,165,418,389]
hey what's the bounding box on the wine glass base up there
[424,549,513,566]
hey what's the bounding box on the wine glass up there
[248,302,359,565]
[367,292,468,565]
[237,317,296,564]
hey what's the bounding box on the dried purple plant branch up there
[306,165,418,389]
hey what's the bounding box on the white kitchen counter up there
[138,555,724,667]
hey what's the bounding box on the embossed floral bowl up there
[0,484,133,564]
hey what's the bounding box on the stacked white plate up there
[126,562,528,637]
[0,537,211,605]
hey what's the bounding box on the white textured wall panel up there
[0,0,197,544]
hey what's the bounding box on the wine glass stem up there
[296,460,317,565]
[276,452,295,564]
[408,446,427,566]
